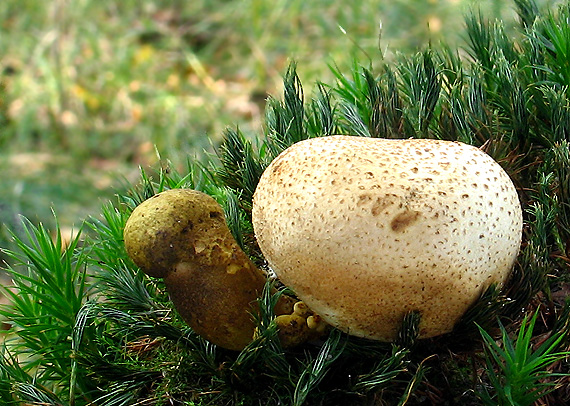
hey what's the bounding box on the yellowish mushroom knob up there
[123,189,295,351]
[252,135,523,342]
[274,301,328,348]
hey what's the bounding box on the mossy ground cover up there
[1,0,570,405]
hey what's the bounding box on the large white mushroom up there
[252,135,522,341]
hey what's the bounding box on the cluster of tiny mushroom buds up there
[273,301,328,348]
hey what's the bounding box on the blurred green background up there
[0,0,555,245]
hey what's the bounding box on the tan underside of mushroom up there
[252,136,522,341]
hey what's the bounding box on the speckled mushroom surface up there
[252,135,523,341]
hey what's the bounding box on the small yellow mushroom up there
[274,301,328,348]
[123,188,297,351]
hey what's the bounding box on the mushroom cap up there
[123,189,231,278]
[252,135,522,341]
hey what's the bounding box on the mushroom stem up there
[165,260,266,350]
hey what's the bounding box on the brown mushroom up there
[123,188,296,350]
